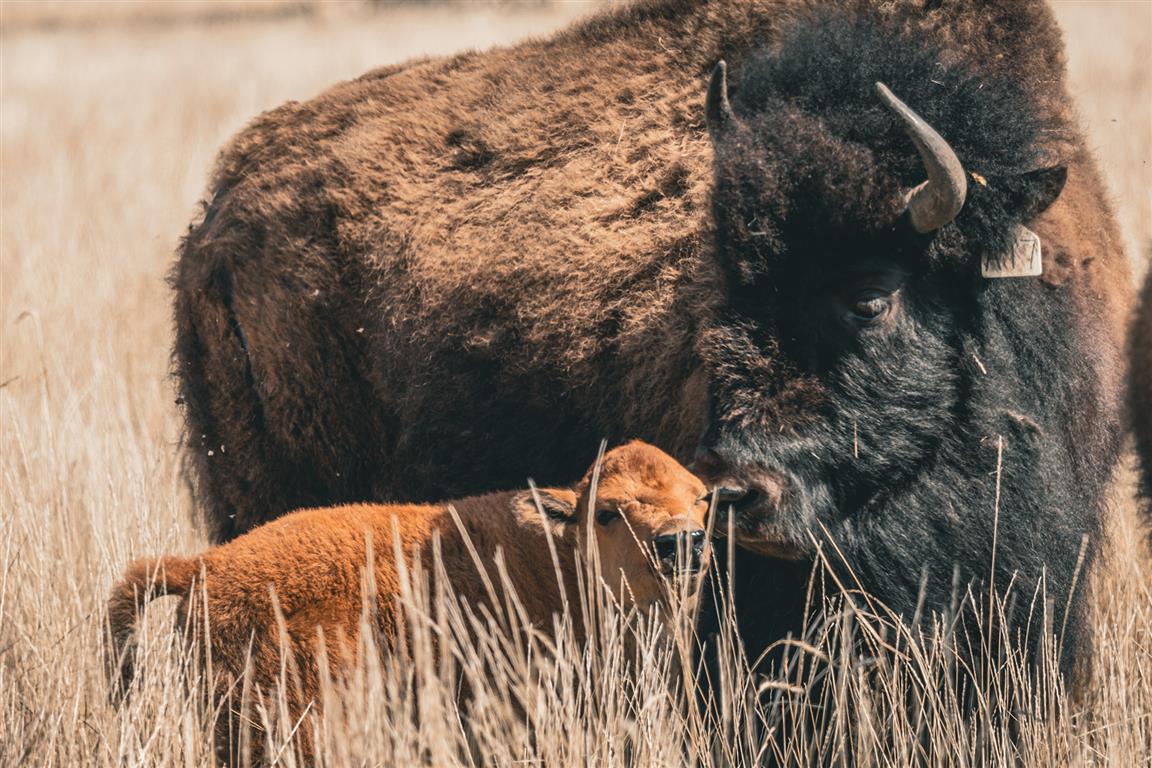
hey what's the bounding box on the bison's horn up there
[706,61,735,136]
[875,82,967,233]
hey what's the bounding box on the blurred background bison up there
[1131,266,1152,511]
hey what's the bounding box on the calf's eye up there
[595,508,621,526]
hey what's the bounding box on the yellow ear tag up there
[982,225,1043,278]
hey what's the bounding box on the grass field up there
[1,2,1149,765]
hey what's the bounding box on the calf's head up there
[692,16,1070,560]
[523,441,710,605]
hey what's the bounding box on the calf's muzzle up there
[652,529,707,576]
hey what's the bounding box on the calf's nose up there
[653,529,707,574]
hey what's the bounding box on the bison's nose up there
[653,530,707,575]
[692,447,784,523]
[707,485,764,521]
[711,486,752,505]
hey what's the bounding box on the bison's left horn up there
[876,82,967,233]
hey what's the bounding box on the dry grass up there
[1,2,1149,766]
[0,1,573,33]
[0,0,312,32]
[1051,1,1152,265]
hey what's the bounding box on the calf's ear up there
[514,486,578,526]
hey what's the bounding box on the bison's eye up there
[847,291,896,326]
[853,297,889,320]
[595,507,622,526]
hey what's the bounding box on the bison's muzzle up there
[693,448,807,560]
[652,529,708,578]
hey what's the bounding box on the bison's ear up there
[999,165,1068,222]
[514,485,578,526]
[705,61,736,137]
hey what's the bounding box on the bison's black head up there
[692,16,1071,561]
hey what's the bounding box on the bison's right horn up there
[876,82,967,233]
[706,61,735,136]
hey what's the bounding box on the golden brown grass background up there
[1,1,1149,765]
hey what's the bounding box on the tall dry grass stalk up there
[1,3,1149,766]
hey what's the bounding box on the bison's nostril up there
[709,485,772,530]
[713,486,750,504]
[731,488,762,512]
[707,487,756,525]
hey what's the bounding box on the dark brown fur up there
[1130,263,1152,506]
[106,442,707,763]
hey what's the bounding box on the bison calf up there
[105,441,708,761]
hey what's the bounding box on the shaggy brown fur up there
[179,0,1126,542]
[106,442,707,764]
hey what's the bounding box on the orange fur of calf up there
[105,441,707,761]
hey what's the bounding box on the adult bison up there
[173,0,1130,675]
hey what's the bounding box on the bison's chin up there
[731,535,808,561]
[711,508,810,561]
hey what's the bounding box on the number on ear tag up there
[982,226,1043,278]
